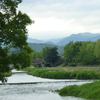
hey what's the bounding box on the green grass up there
[4,72,12,77]
[0,72,12,77]
[25,67,100,79]
[58,80,100,100]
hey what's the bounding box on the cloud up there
[18,0,100,40]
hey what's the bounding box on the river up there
[0,70,93,100]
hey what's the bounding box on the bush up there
[68,63,76,67]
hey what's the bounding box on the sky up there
[18,0,100,40]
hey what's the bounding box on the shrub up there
[68,63,76,67]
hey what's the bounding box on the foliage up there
[59,80,100,100]
[28,43,63,53]
[63,41,82,65]
[25,67,100,79]
[41,46,60,65]
[68,63,76,67]
[31,51,42,60]
[94,39,100,63]
[0,0,33,77]
[78,41,97,65]
[63,40,100,66]
[31,46,60,66]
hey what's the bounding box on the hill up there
[27,32,100,46]
[28,43,63,53]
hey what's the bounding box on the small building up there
[32,59,50,67]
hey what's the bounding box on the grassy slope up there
[59,80,100,100]
[25,67,100,79]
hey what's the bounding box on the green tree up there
[78,41,96,65]
[63,41,74,64]
[94,39,100,64]
[31,51,42,60]
[63,41,82,66]
[0,0,34,76]
[41,46,59,66]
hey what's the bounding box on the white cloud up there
[18,0,100,40]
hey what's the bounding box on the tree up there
[78,41,97,65]
[31,51,42,60]
[94,39,100,64]
[0,0,34,76]
[63,41,82,66]
[41,46,59,66]
[63,41,73,63]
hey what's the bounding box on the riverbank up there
[58,80,100,100]
[25,67,100,79]
[4,72,12,77]
[0,72,12,77]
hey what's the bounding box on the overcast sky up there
[18,0,100,40]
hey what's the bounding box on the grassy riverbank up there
[25,67,100,79]
[0,72,12,77]
[58,80,100,100]
[25,67,100,100]
[4,72,12,77]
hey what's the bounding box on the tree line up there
[63,39,100,66]
[31,39,100,67]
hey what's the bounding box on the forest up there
[63,39,100,66]
[31,39,100,67]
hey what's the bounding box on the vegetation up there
[31,39,100,67]
[28,43,63,52]
[25,67,100,79]
[0,0,33,80]
[58,80,100,100]
[31,46,62,66]
[0,72,12,77]
[63,40,100,66]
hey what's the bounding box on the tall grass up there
[59,80,100,100]
[25,67,100,79]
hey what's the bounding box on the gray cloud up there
[18,0,100,40]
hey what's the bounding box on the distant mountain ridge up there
[27,32,100,46]
[27,37,44,43]
[57,32,100,45]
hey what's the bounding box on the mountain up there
[90,35,100,41]
[45,41,55,45]
[27,32,100,46]
[27,37,44,43]
[57,32,100,46]
[27,37,64,44]
[47,38,63,44]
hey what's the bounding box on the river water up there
[0,70,93,100]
